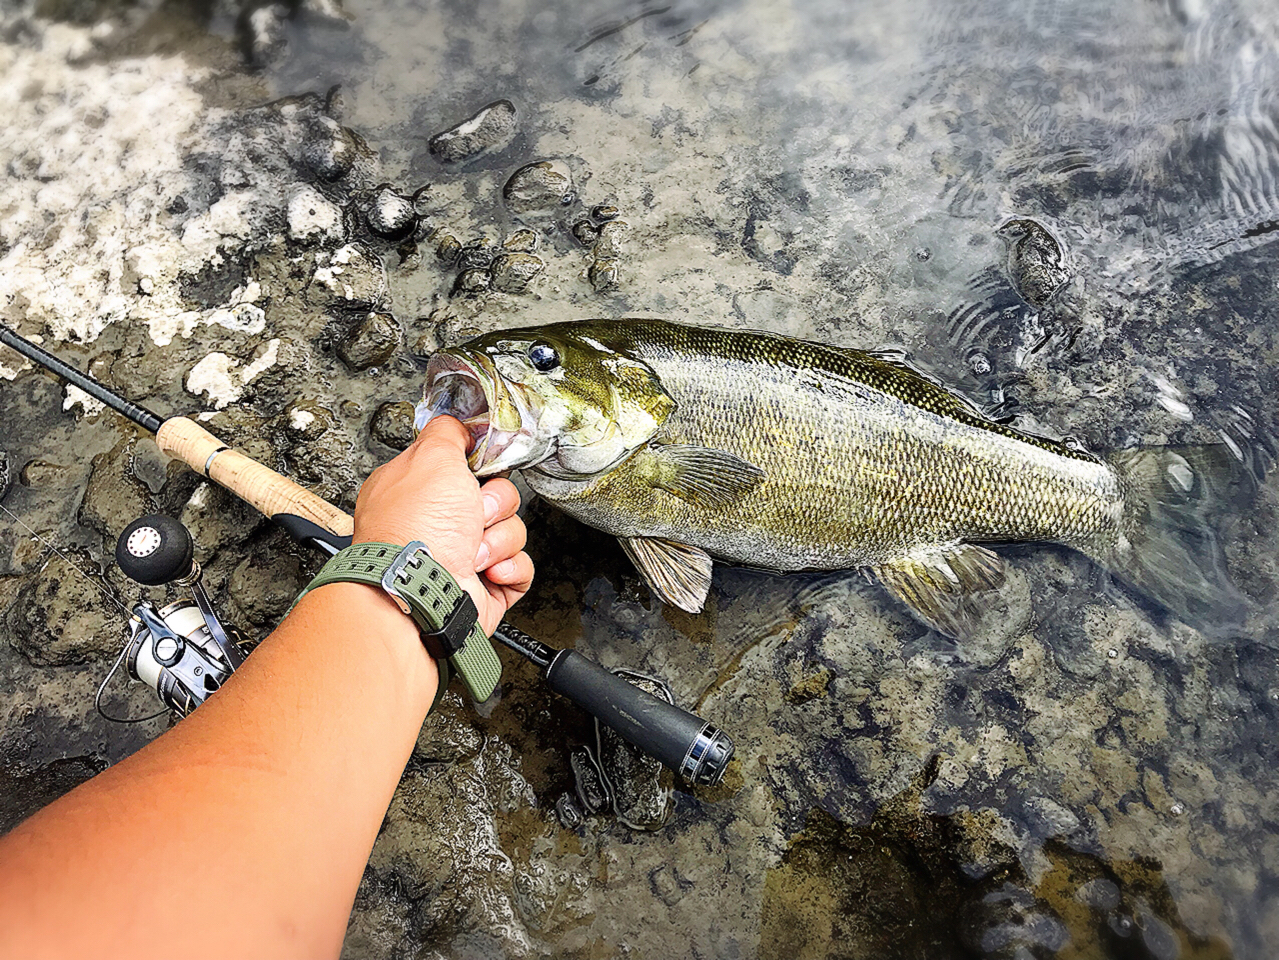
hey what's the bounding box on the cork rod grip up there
[156,416,354,538]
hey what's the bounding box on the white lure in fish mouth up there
[417,351,552,475]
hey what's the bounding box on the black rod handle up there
[544,650,733,786]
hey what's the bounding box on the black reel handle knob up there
[115,514,195,586]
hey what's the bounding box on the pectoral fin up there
[620,537,714,613]
[872,543,1005,640]
[633,443,765,508]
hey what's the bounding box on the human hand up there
[352,416,534,636]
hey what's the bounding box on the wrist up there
[291,582,439,706]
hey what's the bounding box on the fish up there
[418,317,1239,638]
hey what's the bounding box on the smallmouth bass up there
[419,318,1236,637]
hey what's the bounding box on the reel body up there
[124,599,240,717]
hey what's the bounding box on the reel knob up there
[115,514,195,586]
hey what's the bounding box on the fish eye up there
[528,342,560,372]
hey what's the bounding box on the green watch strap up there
[295,541,502,703]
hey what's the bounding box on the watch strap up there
[297,541,502,703]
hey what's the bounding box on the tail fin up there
[1096,445,1254,630]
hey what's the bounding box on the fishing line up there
[0,502,132,619]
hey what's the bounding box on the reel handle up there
[116,515,195,586]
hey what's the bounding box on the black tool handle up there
[544,650,734,785]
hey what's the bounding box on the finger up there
[411,414,470,457]
[483,551,534,590]
[479,477,520,525]
[474,516,527,571]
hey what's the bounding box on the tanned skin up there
[0,416,534,960]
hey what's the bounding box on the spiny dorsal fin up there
[632,443,765,508]
[620,537,714,613]
[871,543,1005,640]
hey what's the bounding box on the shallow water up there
[2,0,1279,956]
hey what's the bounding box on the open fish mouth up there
[417,351,542,474]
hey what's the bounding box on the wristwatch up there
[294,541,503,703]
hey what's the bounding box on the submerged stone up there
[428,99,518,163]
[363,183,417,241]
[370,401,415,450]
[338,311,400,370]
[503,160,574,214]
[489,252,544,294]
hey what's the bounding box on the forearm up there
[0,582,436,960]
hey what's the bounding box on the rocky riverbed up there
[1,0,1278,957]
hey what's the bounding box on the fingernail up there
[482,493,501,524]
[474,541,491,570]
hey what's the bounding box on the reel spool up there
[97,515,247,721]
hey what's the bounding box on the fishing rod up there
[0,322,733,786]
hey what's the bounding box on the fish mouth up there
[417,350,543,474]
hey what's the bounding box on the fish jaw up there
[418,350,554,475]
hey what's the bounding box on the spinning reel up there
[97,515,249,721]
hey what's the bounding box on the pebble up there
[243,3,289,67]
[362,184,417,240]
[434,232,462,264]
[428,99,518,163]
[456,237,497,272]
[302,117,360,182]
[591,203,620,221]
[503,160,574,214]
[490,253,545,294]
[337,311,400,370]
[452,268,491,295]
[370,401,416,450]
[570,748,610,814]
[287,185,345,246]
[282,399,334,441]
[591,219,630,261]
[571,218,600,246]
[309,243,388,309]
[588,258,620,291]
[502,228,540,253]
[0,451,10,499]
[996,218,1071,309]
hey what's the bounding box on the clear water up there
[6,0,1279,957]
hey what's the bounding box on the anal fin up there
[872,543,1005,641]
[620,537,714,613]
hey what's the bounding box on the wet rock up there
[6,549,122,666]
[309,243,389,311]
[501,228,539,253]
[0,451,11,500]
[433,232,462,264]
[78,437,155,541]
[591,203,620,221]
[428,99,518,163]
[337,311,400,370]
[362,184,417,241]
[282,399,336,442]
[489,253,545,294]
[785,666,834,704]
[570,218,599,246]
[587,258,620,292]
[301,117,363,183]
[591,219,630,261]
[595,670,673,830]
[555,793,584,829]
[228,543,306,626]
[18,459,69,488]
[503,160,574,214]
[996,218,1071,309]
[370,401,415,450]
[456,237,497,272]
[412,696,483,763]
[179,482,264,563]
[287,185,345,246]
[452,268,491,296]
